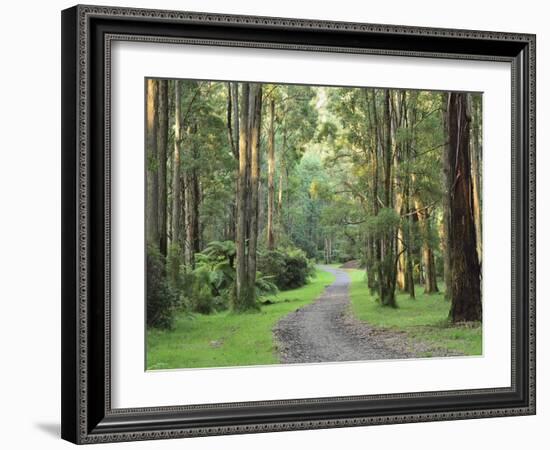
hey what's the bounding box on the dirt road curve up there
[274,266,412,364]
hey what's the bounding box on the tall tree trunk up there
[172,81,183,254]
[231,83,240,156]
[403,93,416,299]
[192,164,200,255]
[277,173,283,225]
[226,83,237,158]
[157,79,169,256]
[376,90,397,307]
[396,226,406,290]
[470,96,483,264]
[404,181,416,299]
[146,79,159,248]
[226,82,239,242]
[441,95,453,300]
[184,125,200,268]
[405,240,415,299]
[414,196,439,294]
[471,149,482,262]
[369,89,382,297]
[438,214,451,300]
[365,235,376,293]
[394,135,405,293]
[446,93,482,322]
[235,83,252,310]
[394,121,405,291]
[267,98,276,250]
[183,155,192,267]
[246,84,263,302]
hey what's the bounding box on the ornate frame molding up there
[61,4,536,444]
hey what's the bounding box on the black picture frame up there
[61,4,536,444]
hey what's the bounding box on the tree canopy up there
[145,79,482,328]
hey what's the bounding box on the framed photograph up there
[61,4,536,444]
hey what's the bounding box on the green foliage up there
[254,273,279,297]
[183,241,236,314]
[179,241,279,313]
[258,247,315,290]
[364,208,400,236]
[347,269,481,356]
[185,269,216,314]
[166,243,184,290]
[283,153,330,258]
[147,245,180,329]
[201,239,236,257]
[147,268,335,369]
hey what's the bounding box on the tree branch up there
[401,201,436,217]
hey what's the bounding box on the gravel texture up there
[273,266,417,364]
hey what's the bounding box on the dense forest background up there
[145,79,482,329]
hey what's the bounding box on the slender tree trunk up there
[157,80,169,256]
[183,131,198,268]
[471,152,482,262]
[414,197,439,294]
[246,84,263,301]
[277,173,283,224]
[365,235,376,292]
[396,227,406,290]
[258,181,265,237]
[192,164,200,255]
[146,79,159,248]
[226,83,237,158]
[394,117,405,291]
[405,240,415,299]
[183,161,192,267]
[231,83,240,156]
[438,215,451,300]
[369,90,381,295]
[267,98,276,250]
[377,89,397,307]
[394,161,405,292]
[404,180,416,299]
[441,95,453,300]
[470,97,483,264]
[184,126,200,268]
[403,94,416,299]
[227,82,239,242]
[446,92,482,322]
[172,81,183,254]
[235,83,251,310]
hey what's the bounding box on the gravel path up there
[273,266,414,364]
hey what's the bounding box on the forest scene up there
[145,78,483,370]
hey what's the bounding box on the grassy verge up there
[146,268,336,370]
[347,269,482,356]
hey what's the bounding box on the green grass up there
[347,269,482,357]
[146,268,336,370]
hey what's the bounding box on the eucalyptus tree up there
[445,92,482,322]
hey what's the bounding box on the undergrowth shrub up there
[150,240,285,317]
[147,245,180,329]
[183,241,278,312]
[258,247,315,290]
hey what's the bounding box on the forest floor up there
[347,269,482,357]
[147,266,481,371]
[146,268,335,370]
[274,266,481,363]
